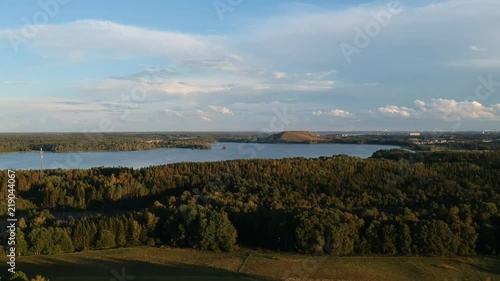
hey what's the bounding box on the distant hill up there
[265,131,324,143]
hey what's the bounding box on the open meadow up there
[7,247,500,281]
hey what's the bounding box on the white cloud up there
[3,81,33,85]
[273,72,287,79]
[312,109,353,118]
[237,0,500,76]
[250,80,335,92]
[470,45,487,52]
[377,105,416,118]
[0,20,230,59]
[180,55,247,74]
[162,81,225,95]
[414,100,426,108]
[449,58,500,68]
[428,98,497,120]
[0,97,120,132]
[163,108,185,118]
[83,68,335,96]
[87,77,237,96]
[208,105,234,115]
[0,98,109,113]
[375,99,500,120]
[109,68,176,81]
[2,1,500,132]
[195,110,212,121]
[305,70,337,79]
[164,108,212,121]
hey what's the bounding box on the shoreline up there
[0,141,401,155]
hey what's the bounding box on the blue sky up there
[0,0,499,132]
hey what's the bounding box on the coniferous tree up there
[9,271,29,281]
[115,220,127,247]
[381,224,397,255]
[95,229,116,249]
[396,224,412,255]
[51,227,74,254]
[128,220,141,246]
[16,227,29,256]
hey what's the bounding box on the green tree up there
[414,220,459,256]
[51,227,74,254]
[381,224,397,255]
[143,211,159,236]
[16,228,29,256]
[95,230,116,249]
[200,210,237,252]
[18,217,27,229]
[31,275,49,281]
[115,220,127,247]
[128,220,141,246]
[396,224,412,255]
[295,212,324,254]
[72,221,89,251]
[28,227,50,255]
[9,271,29,281]
[328,223,356,255]
[457,224,478,256]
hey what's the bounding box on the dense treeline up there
[1,150,499,257]
[0,133,213,153]
[1,132,498,153]
[220,132,500,151]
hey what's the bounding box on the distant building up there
[409,132,421,136]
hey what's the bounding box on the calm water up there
[0,142,398,170]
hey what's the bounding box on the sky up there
[0,0,499,132]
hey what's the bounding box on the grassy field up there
[7,247,500,281]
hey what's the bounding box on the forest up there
[0,149,499,257]
[0,133,214,153]
[228,131,500,151]
[1,131,498,154]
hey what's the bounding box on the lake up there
[0,142,399,170]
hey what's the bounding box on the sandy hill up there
[266,131,324,143]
